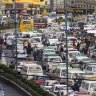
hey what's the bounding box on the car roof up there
[82,80,96,83]
[53,84,67,87]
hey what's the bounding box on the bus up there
[34,17,48,28]
[19,19,34,32]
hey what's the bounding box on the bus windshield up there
[28,66,42,73]
[23,21,31,24]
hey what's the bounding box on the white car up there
[51,84,73,95]
[41,80,59,91]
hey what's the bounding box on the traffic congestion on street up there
[0,3,96,96]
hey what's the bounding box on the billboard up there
[2,0,46,5]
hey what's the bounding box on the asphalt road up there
[0,80,23,96]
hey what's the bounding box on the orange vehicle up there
[19,19,34,32]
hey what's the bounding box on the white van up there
[80,80,96,95]
[43,54,62,71]
[21,62,43,80]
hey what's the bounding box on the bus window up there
[23,21,31,24]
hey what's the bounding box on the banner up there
[2,0,46,5]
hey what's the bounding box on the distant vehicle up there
[19,19,34,32]
[41,80,59,91]
[34,17,48,28]
[80,80,96,95]
[32,75,49,85]
[21,62,43,80]
[51,84,73,95]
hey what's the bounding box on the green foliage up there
[0,64,53,96]
[0,23,15,30]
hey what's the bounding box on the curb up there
[0,75,32,96]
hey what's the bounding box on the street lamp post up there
[64,0,69,94]
[12,0,18,69]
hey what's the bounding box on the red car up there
[32,75,49,85]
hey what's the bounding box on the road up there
[0,80,23,96]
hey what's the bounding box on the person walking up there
[77,42,80,51]
[0,44,3,59]
[26,42,32,57]
[0,35,4,60]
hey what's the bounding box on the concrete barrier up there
[0,75,32,96]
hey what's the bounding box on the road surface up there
[0,80,24,96]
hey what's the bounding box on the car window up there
[86,66,92,71]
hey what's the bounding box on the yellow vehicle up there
[19,19,34,32]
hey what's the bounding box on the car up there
[21,62,43,80]
[41,80,59,91]
[32,75,49,85]
[80,80,96,95]
[51,84,72,95]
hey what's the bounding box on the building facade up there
[50,0,96,11]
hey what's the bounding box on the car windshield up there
[93,67,96,71]
[33,38,41,42]
[23,21,31,24]
[55,86,71,90]
[49,58,61,62]
[28,67,41,73]
[90,83,96,89]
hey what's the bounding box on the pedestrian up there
[0,34,4,44]
[23,40,28,50]
[33,46,38,61]
[73,39,76,48]
[77,42,80,51]
[26,42,32,57]
[0,44,3,59]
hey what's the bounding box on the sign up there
[2,0,46,5]
[56,8,84,14]
[10,10,20,14]
[5,3,23,9]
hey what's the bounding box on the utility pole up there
[64,0,69,94]
[12,0,18,69]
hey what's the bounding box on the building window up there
[71,1,74,4]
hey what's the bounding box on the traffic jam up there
[2,13,96,96]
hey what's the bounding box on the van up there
[21,62,43,80]
[84,64,96,73]
[48,68,85,84]
[80,80,96,95]
[42,54,62,71]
